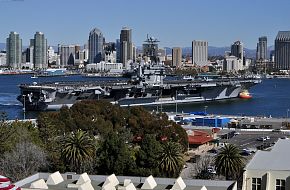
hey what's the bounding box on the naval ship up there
[17,37,261,111]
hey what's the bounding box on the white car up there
[265,136,270,140]
[207,166,216,174]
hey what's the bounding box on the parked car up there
[257,137,267,141]
[207,166,216,174]
[234,132,240,136]
[281,136,289,139]
[207,148,218,154]
[240,149,252,156]
[265,136,270,140]
[272,129,281,132]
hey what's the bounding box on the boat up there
[239,90,252,99]
[31,75,38,79]
[17,36,261,111]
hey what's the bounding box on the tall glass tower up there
[33,32,47,69]
[6,32,22,69]
[88,28,104,63]
[275,31,290,70]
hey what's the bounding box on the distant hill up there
[0,43,5,50]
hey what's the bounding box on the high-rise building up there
[59,45,76,67]
[120,27,133,65]
[275,31,290,70]
[172,47,182,67]
[192,40,208,66]
[116,39,121,63]
[88,28,104,63]
[6,32,22,69]
[33,32,47,69]
[231,41,243,60]
[256,36,267,61]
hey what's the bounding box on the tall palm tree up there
[61,129,96,172]
[214,144,244,180]
[158,142,185,177]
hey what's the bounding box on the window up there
[276,179,285,190]
[252,178,261,190]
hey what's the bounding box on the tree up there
[96,131,136,175]
[0,142,47,182]
[214,144,244,180]
[158,142,185,178]
[61,129,96,173]
[194,155,214,179]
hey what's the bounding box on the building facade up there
[242,139,290,190]
[6,32,22,69]
[231,41,243,60]
[275,31,290,70]
[0,52,6,66]
[120,27,133,65]
[88,28,104,63]
[223,56,243,72]
[192,40,208,66]
[256,36,267,61]
[59,45,76,67]
[33,32,47,69]
[172,47,182,67]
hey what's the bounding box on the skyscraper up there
[6,32,22,69]
[275,31,290,70]
[172,47,182,67]
[33,32,47,69]
[59,45,76,67]
[120,27,133,65]
[192,40,208,66]
[256,36,267,61]
[88,28,104,63]
[231,41,243,60]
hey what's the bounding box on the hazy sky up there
[1,0,290,48]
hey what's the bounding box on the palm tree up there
[214,144,244,180]
[158,142,185,177]
[61,129,96,172]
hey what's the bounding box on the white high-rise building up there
[6,31,22,69]
[192,40,208,66]
[33,32,47,69]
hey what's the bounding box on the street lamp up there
[203,106,208,127]
[286,109,290,128]
[175,90,178,114]
[204,105,208,114]
[22,94,26,120]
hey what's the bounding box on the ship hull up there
[17,78,261,111]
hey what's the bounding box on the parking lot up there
[220,130,288,150]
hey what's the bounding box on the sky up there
[0,0,290,49]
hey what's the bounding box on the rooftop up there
[245,139,290,171]
[15,172,236,190]
[276,31,290,41]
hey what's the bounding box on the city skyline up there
[0,0,290,48]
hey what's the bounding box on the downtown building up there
[32,32,48,69]
[120,27,133,66]
[88,28,104,63]
[6,31,22,69]
[172,47,182,67]
[192,40,208,66]
[59,45,77,67]
[275,31,290,70]
[231,41,244,61]
[256,36,267,61]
